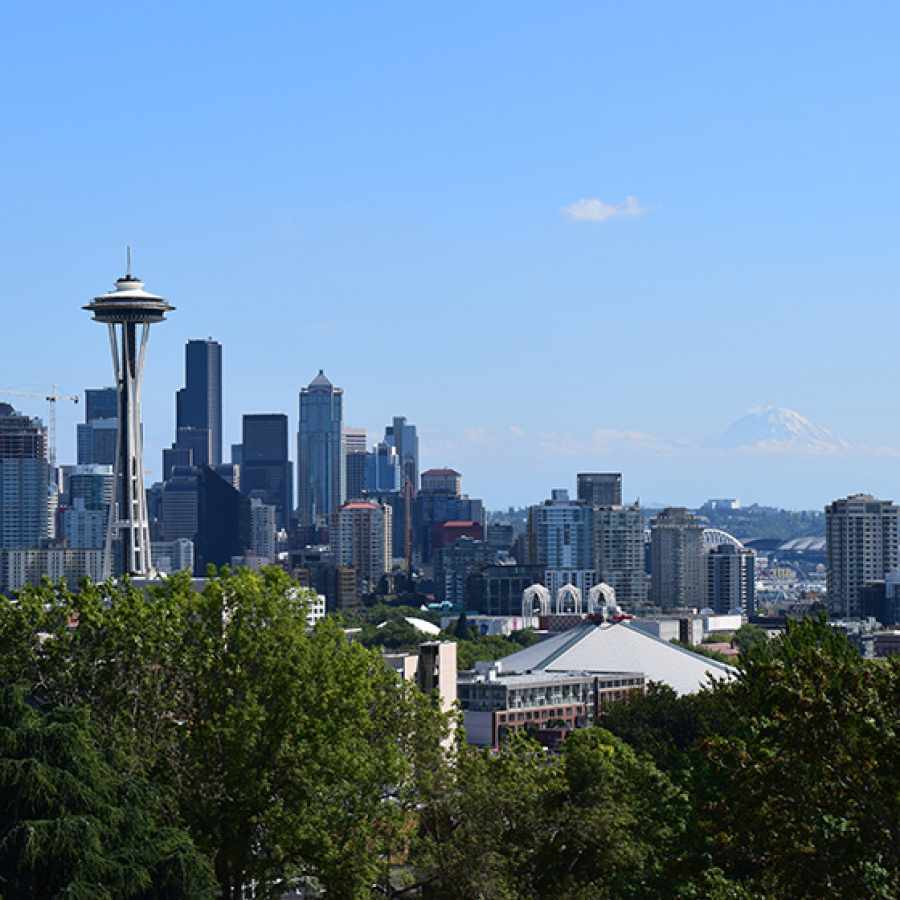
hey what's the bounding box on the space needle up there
[84,251,174,577]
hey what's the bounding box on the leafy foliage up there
[1,571,897,899]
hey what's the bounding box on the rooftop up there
[496,620,736,695]
[308,369,333,388]
[422,468,461,477]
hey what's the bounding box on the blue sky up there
[3,1,900,510]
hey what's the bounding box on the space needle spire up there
[84,255,174,577]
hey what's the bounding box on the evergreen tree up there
[0,685,216,898]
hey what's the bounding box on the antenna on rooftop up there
[126,245,133,278]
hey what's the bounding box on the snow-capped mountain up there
[711,407,848,453]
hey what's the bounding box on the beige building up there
[592,504,647,609]
[334,500,392,593]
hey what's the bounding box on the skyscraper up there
[527,489,595,596]
[364,442,401,493]
[706,543,756,615]
[60,464,114,550]
[194,466,251,574]
[78,387,118,467]
[175,339,222,466]
[84,387,118,424]
[576,473,623,507]
[650,507,704,608]
[298,370,343,528]
[84,258,174,576]
[592,504,647,608]
[825,493,900,617]
[0,404,53,550]
[384,416,419,491]
[334,500,392,593]
[241,414,293,530]
[343,427,367,502]
[414,469,484,564]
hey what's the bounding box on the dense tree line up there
[0,570,897,898]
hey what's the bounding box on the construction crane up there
[0,386,80,467]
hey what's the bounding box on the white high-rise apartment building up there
[249,498,277,562]
[826,493,900,617]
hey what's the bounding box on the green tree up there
[415,729,688,899]
[0,685,216,899]
[171,567,453,898]
[453,611,473,640]
[731,622,767,657]
[601,681,727,773]
[689,617,900,899]
[0,568,453,899]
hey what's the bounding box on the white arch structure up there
[522,584,551,619]
[588,582,625,621]
[702,528,744,551]
[555,584,582,615]
[587,582,616,614]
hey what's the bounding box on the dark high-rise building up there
[298,371,343,528]
[435,536,494,604]
[77,387,118,467]
[172,426,210,469]
[465,564,545,616]
[577,473,623,507]
[84,388,117,424]
[414,469,484,564]
[241,414,292,529]
[162,445,193,481]
[384,416,419,491]
[345,449,368,502]
[175,339,222,467]
[706,543,756,615]
[343,427,367,502]
[195,466,251,574]
[77,419,118,466]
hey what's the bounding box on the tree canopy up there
[0,571,897,899]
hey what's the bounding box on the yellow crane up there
[0,386,80,467]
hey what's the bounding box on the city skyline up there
[5,3,900,509]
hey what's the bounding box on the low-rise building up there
[458,663,644,748]
[440,613,538,636]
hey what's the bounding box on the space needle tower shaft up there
[84,251,174,577]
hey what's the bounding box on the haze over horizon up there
[4,2,900,510]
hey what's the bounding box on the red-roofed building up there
[433,519,483,553]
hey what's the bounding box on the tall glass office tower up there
[297,370,343,528]
[175,339,222,466]
[241,414,292,530]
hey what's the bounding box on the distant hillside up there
[643,504,825,543]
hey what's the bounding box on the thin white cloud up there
[562,195,645,223]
